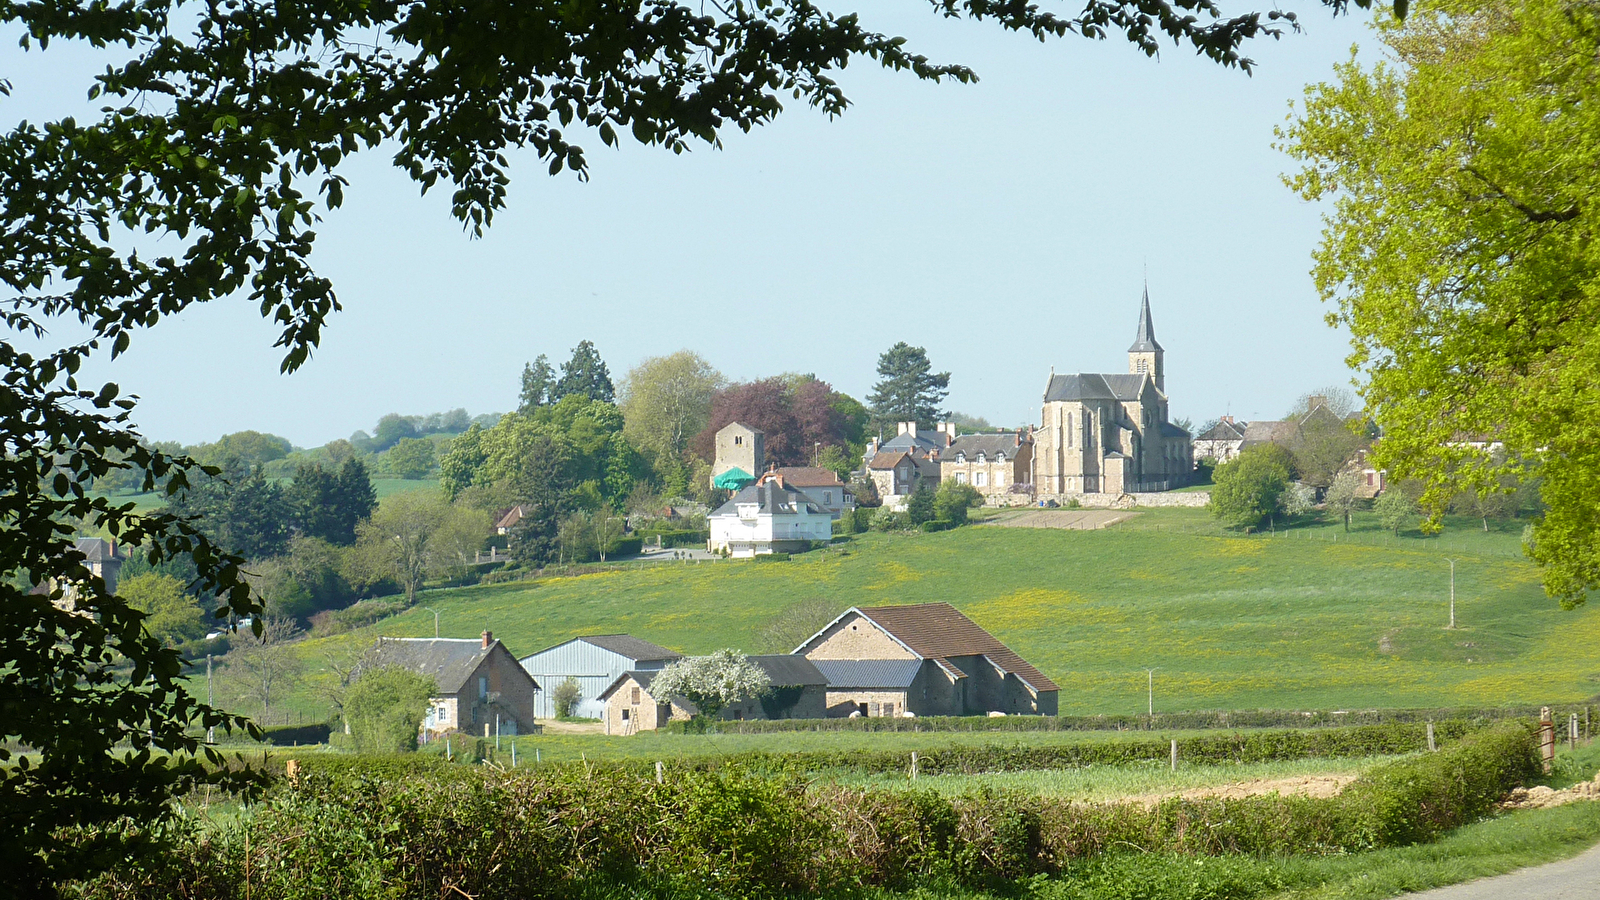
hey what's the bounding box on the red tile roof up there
[867,451,911,471]
[856,602,1059,693]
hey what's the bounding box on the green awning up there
[713,467,755,490]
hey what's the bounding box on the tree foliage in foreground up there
[1280,0,1600,605]
[1,0,1385,888]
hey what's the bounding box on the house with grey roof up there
[597,653,829,735]
[707,477,833,557]
[942,431,1034,503]
[362,631,540,738]
[1033,289,1192,496]
[519,634,682,719]
[770,467,855,520]
[1194,416,1248,463]
[797,602,1059,717]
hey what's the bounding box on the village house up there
[362,631,541,739]
[770,466,856,519]
[597,654,829,735]
[864,421,957,462]
[36,537,128,613]
[1032,290,1192,497]
[866,451,923,510]
[707,477,834,557]
[1193,416,1248,464]
[796,602,1059,717]
[519,634,681,719]
[941,431,1034,504]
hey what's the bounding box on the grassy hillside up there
[271,507,1600,720]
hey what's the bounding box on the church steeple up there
[1127,285,1165,393]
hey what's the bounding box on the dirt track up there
[1123,774,1358,807]
[984,510,1140,530]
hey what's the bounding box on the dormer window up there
[737,503,759,520]
[976,452,986,464]
[996,452,1006,463]
[956,452,966,463]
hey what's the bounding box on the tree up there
[165,461,293,561]
[935,481,984,526]
[222,617,304,726]
[372,414,421,453]
[649,650,770,726]
[345,666,435,753]
[1376,489,1417,536]
[905,484,937,526]
[1209,445,1294,529]
[386,437,438,480]
[287,458,376,546]
[552,678,583,719]
[119,574,207,649]
[190,431,294,469]
[1285,387,1361,422]
[1289,414,1366,494]
[520,355,557,413]
[691,377,861,467]
[619,351,724,464]
[756,599,840,654]
[2,0,1388,885]
[555,341,615,404]
[1281,482,1316,519]
[354,493,451,604]
[1325,471,1363,532]
[868,343,950,429]
[1280,0,1600,604]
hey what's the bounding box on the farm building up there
[361,631,541,738]
[796,602,1059,717]
[597,654,829,735]
[519,634,682,720]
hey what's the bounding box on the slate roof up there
[810,658,923,689]
[597,670,657,701]
[721,421,764,436]
[1241,420,1299,447]
[578,634,683,663]
[74,537,121,562]
[1128,286,1163,353]
[771,467,847,488]
[854,603,1059,693]
[364,638,515,695]
[1043,372,1148,403]
[709,481,825,518]
[947,432,1027,459]
[1159,421,1191,438]
[747,654,829,686]
[1196,420,1247,442]
[877,429,949,456]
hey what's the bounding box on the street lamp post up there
[423,606,440,638]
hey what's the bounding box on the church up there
[1032,290,1193,496]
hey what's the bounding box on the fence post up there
[1571,713,1580,750]
[656,761,665,784]
[1171,739,1178,771]
[1426,721,1436,752]
[1541,707,1556,773]
[511,741,517,767]
[911,751,919,780]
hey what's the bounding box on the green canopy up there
[713,467,755,491]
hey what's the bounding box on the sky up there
[6,5,1378,449]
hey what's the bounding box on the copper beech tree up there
[2,0,1388,890]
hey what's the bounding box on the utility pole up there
[1145,668,1159,717]
[423,606,440,638]
[1443,559,1457,629]
[206,654,215,744]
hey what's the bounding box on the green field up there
[278,506,1599,721]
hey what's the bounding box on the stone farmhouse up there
[707,476,834,557]
[1193,416,1247,464]
[597,654,828,735]
[362,631,541,739]
[1032,290,1193,498]
[519,634,681,720]
[771,466,855,520]
[941,431,1034,503]
[796,602,1059,717]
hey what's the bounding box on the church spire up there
[1128,283,1162,353]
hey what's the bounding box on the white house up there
[708,477,833,557]
[770,467,855,520]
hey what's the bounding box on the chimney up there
[904,422,918,439]
[481,630,493,649]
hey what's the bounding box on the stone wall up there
[1033,490,1210,509]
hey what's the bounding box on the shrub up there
[552,677,582,718]
[906,485,936,525]
[260,723,333,746]
[935,481,983,525]
[753,552,791,562]
[344,666,435,753]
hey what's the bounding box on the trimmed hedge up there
[260,723,333,746]
[79,725,1537,900]
[638,528,709,548]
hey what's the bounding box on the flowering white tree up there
[1281,483,1317,520]
[650,650,770,724]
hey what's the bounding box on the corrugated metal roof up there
[747,654,828,686]
[810,658,923,689]
[856,603,1060,693]
[578,634,683,662]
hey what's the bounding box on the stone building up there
[597,654,828,735]
[942,431,1034,503]
[362,631,541,739]
[1032,290,1192,497]
[795,602,1058,717]
[1193,416,1247,464]
[770,467,855,520]
[711,421,764,489]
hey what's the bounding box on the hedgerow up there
[71,724,1537,900]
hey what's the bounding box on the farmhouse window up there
[621,708,630,721]
[479,676,488,699]
[631,688,641,705]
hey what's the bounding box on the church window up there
[1066,413,1073,447]
[734,436,742,445]
[1136,358,1149,374]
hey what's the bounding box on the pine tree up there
[867,343,949,428]
[519,354,556,412]
[554,341,615,403]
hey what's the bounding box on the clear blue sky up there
[6,6,1376,448]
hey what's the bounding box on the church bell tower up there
[1127,286,1164,394]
